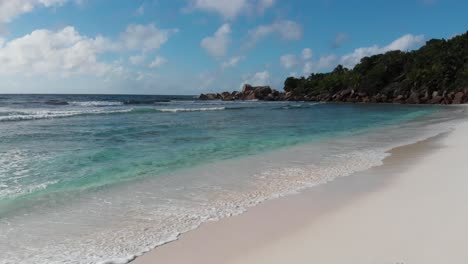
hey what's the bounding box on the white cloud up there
[129,54,145,65]
[148,56,167,68]
[187,0,247,19]
[246,20,302,48]
[242,70,270,87]
[303,61,313,74]
[0,26,117,76]
[201,23,231,58]
[289,71,299,77]
[221,55,244,68]
[120,24,179,52]
[257,0,274,13]
[303,54,337,74]
[340,34,425,68]
[185,0,275,19]
[280,54,298,69]
[385,34,425,51]
[301,48,313,60]
[0,0,67,23]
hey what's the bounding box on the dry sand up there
[134,121,468,264]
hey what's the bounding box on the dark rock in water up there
[198,93,221,100]
[253,86,272,99]
[264,93,275,101]
[199,94,209,100]
[45,99,69,105]
[340,88,353,97]
[393,95,405,103]
[420,91,430,104]
[430,95,444,104]
[220,92,234,101]
[242,84,254,94]
[244,91,257,100]
[406,92,420,104]
[452,92,465,104]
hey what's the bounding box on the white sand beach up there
[134,120,468,264]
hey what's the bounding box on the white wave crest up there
[69,101,124,107]
[0,109,133,122]
[155,107,226,112]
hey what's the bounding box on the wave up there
[0,103,321,122]
[47,100,172,107]
[0,107,230,122]
[0,109,134,122]
[45,100,69,105]
[276,103,322,110]
[123,99,171,105]
[68,101,124,107]
[155,107,226,112]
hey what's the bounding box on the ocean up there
[0,94,463,264]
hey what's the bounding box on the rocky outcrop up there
[199,84,468,104]
[200,84,284,101]
[452,92,466,104]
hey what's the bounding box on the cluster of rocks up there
[199,84,468,105]
[320,89,468,104]
[199,84,286,101]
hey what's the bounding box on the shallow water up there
[0,94,462,264]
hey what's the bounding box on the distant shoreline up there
[199,84,468,105]
[201,31,467,105]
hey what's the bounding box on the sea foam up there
[155,107,226,112]
[0,109,133,122]
[69,101,124,107]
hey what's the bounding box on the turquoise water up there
[0,94,456,264]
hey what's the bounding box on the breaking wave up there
[154,107,226,112]
[68,101,124,107]
[0,109,134,122]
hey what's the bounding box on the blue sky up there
[0,0,466,94]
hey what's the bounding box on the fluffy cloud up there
[148,56,167,68]
[257,0,274,13]
[201,23,231,57]
[221,55,244,68]
[242,70,270,87]
[340,34,425,68]
[129,54,145,65]
[0,26,116,76]
[0,23,179,77]
[185,0,275,19]
[301,48,313,60]
[120,24,179,52]
[246,20,302,48]
[280,54,298,69]
[303,54,337,74]
[0,0,67,23]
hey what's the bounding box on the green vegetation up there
[284,31,468,103]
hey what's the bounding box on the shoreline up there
[133,119,467,263]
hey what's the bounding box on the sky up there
[0,0,466,95]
